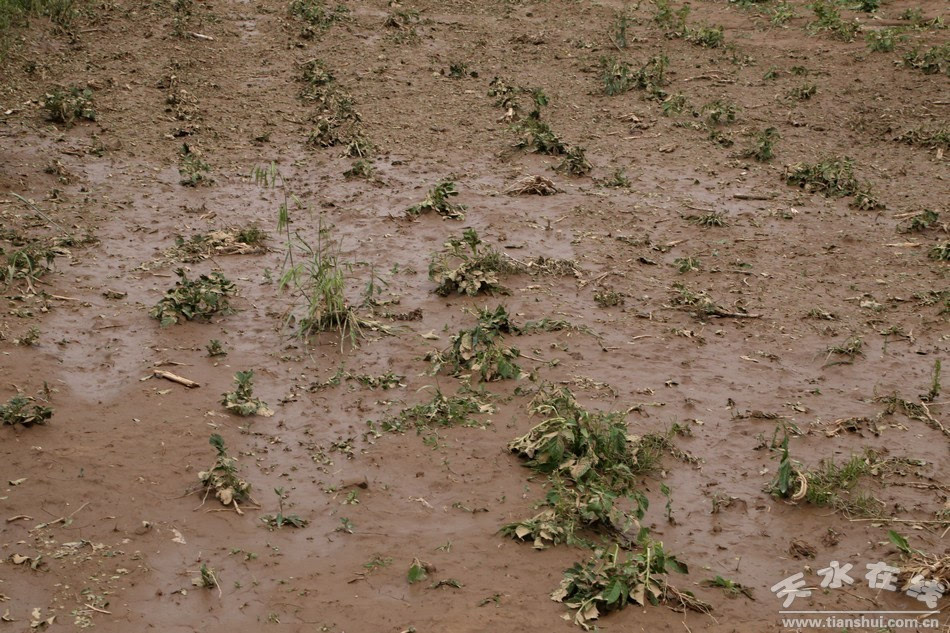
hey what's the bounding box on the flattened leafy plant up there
[222,370,273,417]
[406,179,466,219]
[150,268,236,326]
[429,228,511,296]
[427,305,521,381]
[0,395,52,427]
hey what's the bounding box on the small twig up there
[9,193,66,232]
[153,370,201,389]
[84,604,111,615]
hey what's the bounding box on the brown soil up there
[0,0,947,630]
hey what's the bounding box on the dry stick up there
[84,604,111,615]
[848,518,950,525]
[153,370,200,388]
[9,193,66,232]
[918,401,949,438]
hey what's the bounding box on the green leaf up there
[887,530,912,555]
[407,559,428,584]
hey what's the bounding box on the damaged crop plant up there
[503,388,710,627]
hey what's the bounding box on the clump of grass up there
[903,43,949,75]
[427,305,521,381]
[742,127,779,162]
[222,370,272,417]
[150,268,235,327]
[429,228,510,296]
[178,143,210,186]
[407,180,466,219]
[198,433,253,512]
[0,242,56,287]
[553,542,709,627]
[42,87,96,126]
[808,0,859,41]
[0,395,52,427]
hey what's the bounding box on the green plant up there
[343,159,375,179]
[702,100,737,126]
[408,558,431,584]
[42,87,95,126]
[407,180,466,219]
[922,359,941,402]
[784,157,860,197]
[261,487,309,528]
[192,563,221,594]
[0,395,52,426]
[445,61,470,78]
[428,228,510,296]
[769,1,795,24]
[866,27,904,52]
[198,434,252,511]
[382,389,488,433]
[0,242,55,287]
[557,146,592,176]
[427,305,522,381]
[653,0,689,34]
[254,164,386,342]
[743,127,779,162]
[703,575,754,599]
[221,370,272,417]
[150,269,235,327]
[896,126,949,150]
[903,43,950,75]
[808,0,859,41]
[594,289,624,307]
[825,336,864,364]
[206,339,227,356]
[788,82,817,100]
[929,241,950,261]
[685,25,724,47]
[290,0,347,35]
[671,283,759,319]
[661,93,688,116]
[178,143,210,186]
[601,57,635,96]
[674,256,700,273]
[612,10,634,48]
[552,542,709,628]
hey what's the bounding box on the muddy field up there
[0,0,948,630]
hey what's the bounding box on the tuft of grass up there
[429,228,510,297]
[42,87,95,126]
[0,395,52,426]
[150,268,235,327]
[406,179,466,219]
[0,241,56,287]
[687,211,726,227]
[221,370,272,417]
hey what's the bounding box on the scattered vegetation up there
[381,389,488,434]
[289,0,347,37]
[221,370,273,417]
[557,146,592,176]
[929,241,950,261]
[742,127,779,162]
[261,487,308,529]
[866,27,904,52]
[808,0,859,41]
[671,283,759,319]
[206,339,227,356]
[178,143,210,186]
[0,395,52,427]
[149,269,236,327]
[166,227,267,262]
[903,43,950,75]
[785,157,882,208]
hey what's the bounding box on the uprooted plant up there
[406,179,466,219]
[222,370,273,417]
[198,433,253,513]
[427,305,521,381]
[164,227,268,263]
[552,541,710,628]
[150,268,236,326]
[428,228,511,296]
